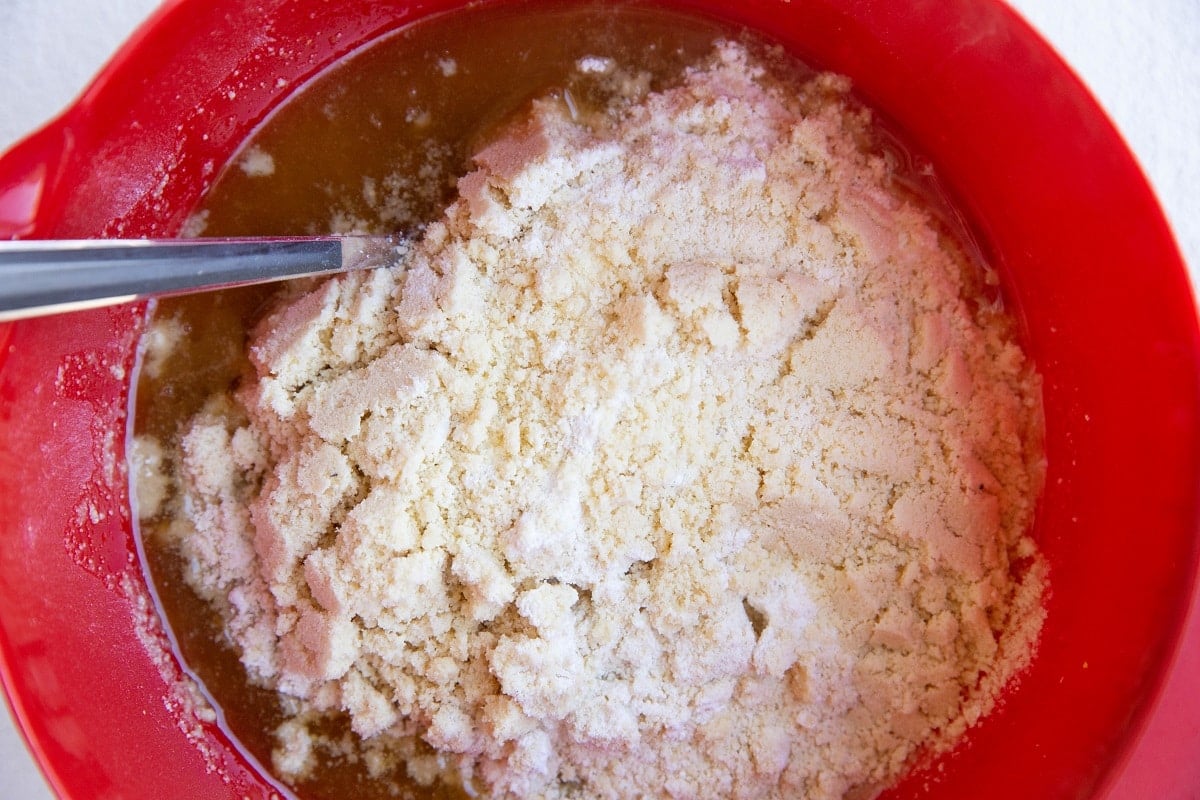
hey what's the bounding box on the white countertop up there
[1,1,1197,798]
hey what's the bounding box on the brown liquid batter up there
[136,4,732,797]
[133,6,1009,796]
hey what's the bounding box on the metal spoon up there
[0,235,404,322]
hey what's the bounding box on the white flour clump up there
[168,42,1046,800]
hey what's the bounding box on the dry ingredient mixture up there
[136,41,1046,800]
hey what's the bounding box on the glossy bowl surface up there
[0,1,1197,798]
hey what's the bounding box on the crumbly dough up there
[165,42,1046,799]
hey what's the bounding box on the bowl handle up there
[0,120,72,240]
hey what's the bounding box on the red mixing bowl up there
[1,1,1198,798]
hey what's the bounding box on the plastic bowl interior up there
[1,1,1198,798]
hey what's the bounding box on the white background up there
[0,1,1197,798]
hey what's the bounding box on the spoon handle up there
[0,235,403,322]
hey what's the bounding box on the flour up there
[157,42,1046,799]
